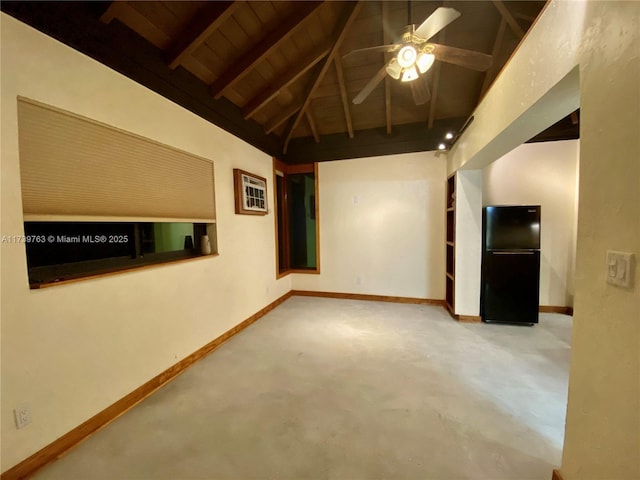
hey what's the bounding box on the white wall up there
[448,1,640,478]
[292,152,445,300]
[483,140,580,307]
[453,170,483,316]
[0,15,291,472]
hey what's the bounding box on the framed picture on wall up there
[233,169,268,215]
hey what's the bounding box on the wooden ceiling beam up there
[427,63,442,129]
[264,101,303,135]
[382,1,392,135]
[99,2,123,24]
[480,18,506,96]
[384,78,392,135]
[165,1,242,70]
[514,11,537,23]
[283,1,363,153]
[210,1,324,100]
[100,2,170,48]
[306,111,320,143]
[284,118,466,163]
[242,43,331,120]
[428,28,446,129]
[492,1,525,39]
[334,56,354,139]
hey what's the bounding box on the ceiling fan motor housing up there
[402,26,413,43]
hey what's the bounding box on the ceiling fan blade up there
[343,44,401,60]
[352,63,390,105]
[430,43,493,72]
[413,7,461,42]
[410,76,431,105]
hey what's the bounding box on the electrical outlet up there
[14,404,32,429]
[356,276,362,285]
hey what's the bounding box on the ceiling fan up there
[343,5,493,106]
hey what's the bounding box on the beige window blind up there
[17,97,216,223]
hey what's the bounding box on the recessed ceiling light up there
[438,143,446,150]
[445,132,454,139]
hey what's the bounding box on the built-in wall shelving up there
[445,174,456,315]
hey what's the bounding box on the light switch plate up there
[606,251,635,288]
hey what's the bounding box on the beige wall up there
[0,15,291,472]
[453,170,483,316]
[449,1,639,478]
[483,140,580,307]
[3,1,639,476]
[292,153,446,300]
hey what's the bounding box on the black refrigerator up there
[481,205,541,325]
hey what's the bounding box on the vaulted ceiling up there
[2,1,577,164]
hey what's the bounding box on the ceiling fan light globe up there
[397,45,417,69]
[401,66,419,82]
[386,58,402,80]
[416,52,435,74]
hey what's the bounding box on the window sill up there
[276,268,320,279]
[29,253,218,289]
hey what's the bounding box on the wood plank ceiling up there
[2,1,574,164]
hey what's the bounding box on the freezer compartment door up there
[483,205,541,250]
[481,250,540,324]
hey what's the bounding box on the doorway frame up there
[273,158,320,278]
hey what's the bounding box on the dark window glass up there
[286,172,316,270]
[24,221,208,287]
[24,222,135,267]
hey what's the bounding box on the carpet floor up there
[34,296,572,480]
